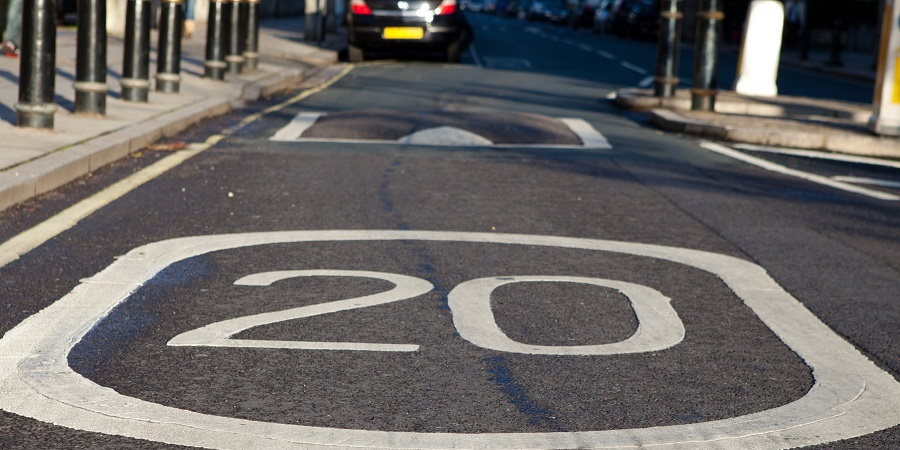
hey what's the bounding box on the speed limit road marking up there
[0,230,898,449]
[168,271,684,355]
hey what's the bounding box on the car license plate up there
[383,27,425,39]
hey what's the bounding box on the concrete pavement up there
[0,16,341,213]
[615,88,900,159]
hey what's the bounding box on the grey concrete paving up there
[615,88,900,159]
[0,16,340,213]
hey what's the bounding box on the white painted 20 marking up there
[0,230,897,449]
[169,271,684,355]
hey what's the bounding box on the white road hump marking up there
[734,143,900,169]
[398,126,493,146]
[560,118,613,149]
[1,230,898,448]
[700,141,900,201]
[270,114,613,150]
[620,61,649,75]
[449,276,683,355]
[169,270,432,352]
[832,175,900,189]
[270,112,323,141]
[596,50,615,59]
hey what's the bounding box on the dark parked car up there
[347,0,471,62]
[610,0,658,40]
[526,0,568,24]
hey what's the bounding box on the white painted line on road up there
[169,270,431,352]
[700,141,900,201]
[560,118,613,149]
[596,50,615,59]
[620,61,649,75]
[577,43,594,52]
[450,276,683,355]
[734,143,900,169]
[562,38,575,45]
[0,230,897,448]
[832,175,900,190]
[270,112,323,141]
[638,76,654,88]
[0,65,355,270]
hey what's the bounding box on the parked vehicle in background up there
[610,0,658,39]
[593,0,622,33]
[347,0,471,62]
[572,0,598,29]
[526,0,568,24]
[461,0,486,12]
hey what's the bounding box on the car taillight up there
[435,0,457,15]
[351,0,373,15]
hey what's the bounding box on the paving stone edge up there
[648,108,900,159]
[0,67,315,214]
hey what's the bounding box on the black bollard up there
[653,0,683,97]
[205,0,229,79]
[826,19,844,67]
[17,0,57,129]
[75,0,108,115]
[226,0,245,73]
[690,0,722,111]
[156,0,184,93]
[243,0,260,71]
[122,0,152,101]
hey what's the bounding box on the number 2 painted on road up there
[168,270,685,355]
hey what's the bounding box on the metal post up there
[156,0,184,93]
[17,0,57,129]
[826,19,844,67]
[205,0,229,79]
[690,0,722,111]
[75,0,107,115]
[227,0,245,73]
[305,0,321,41]
[243,0,260,70]
[122,0,152,102]
[654,0,683,97]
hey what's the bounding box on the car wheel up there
[348,45,365,63]
[446,41,462,63]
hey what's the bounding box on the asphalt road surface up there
[1,13,898,449]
